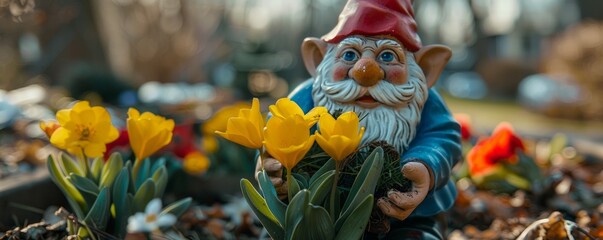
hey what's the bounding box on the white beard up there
[312,46,428,155]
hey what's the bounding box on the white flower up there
[127,198,177,233]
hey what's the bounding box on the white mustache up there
[320,79,417,107]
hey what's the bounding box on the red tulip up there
[466,122,525,176]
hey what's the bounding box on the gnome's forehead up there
[321,0,422,52]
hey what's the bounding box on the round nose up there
[350,58,384,87]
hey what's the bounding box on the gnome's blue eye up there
[342,50,358,62]
[379,51,396,62]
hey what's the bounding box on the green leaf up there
[288,175,301,201]
[69,173,100,207]
[69,173,100,196]
[100,153,123,189]
[60,154,85,177]
[90,157,104,183]
[84,187,110,231]
[298,205,334,240]
[292,173,309,189]
[127,194,135,212]
[76,227,89,239]
[112,168,129,238]
[309,158,335,185]
[151,166,168,199]
[47,155,87,217]
[240,179,284,240]
[151,157,166,174]
[258,171,286,225]
[285,190,309,240]
[516,151,544,185]
[335,195,373,240]
[336,147,383,229]
[125,161,136,195]
[160,197,192,218]
[308,170,335,205]
[133,179,156,212]
[135,159,151,188]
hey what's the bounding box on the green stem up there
[133,157,142,179]
[329,162,340,220]
[287,170,293,201]
[80,148,90,177]
[259,147,266,170]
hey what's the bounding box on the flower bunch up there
[466,122,542,192]
[42,101,190,238]
[218,98,382,239]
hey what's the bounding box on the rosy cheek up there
[384,66,407,84]
[332,64,350,81]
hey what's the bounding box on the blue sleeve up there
[401,89,461,190]
[288,79,315,113]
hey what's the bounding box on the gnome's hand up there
[255,156,288,200]
[377,162,433,221]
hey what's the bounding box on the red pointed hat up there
[321,0,422,52]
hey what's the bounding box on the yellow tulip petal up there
[249,99,265,134]
[203,102,251,134]
[214,98,264,150]
[127,108,174,160]
[72,101,91,112]
[315,133,340,160]
[138,129,169,160]
[339,112,359,129]
[304,106,327,127]
[216,132,251,149]
[127,119,143,158]
[228,118,263,148]
[264,112,314,170]
[56,109,71,126]
[331,135,355,161]
[163,119,175,132]
[287,116,311,146]
[50,128,70,149]
[317,113,336,138]
[72,107,93,126]
[269,98,304,119]
[128,108,140,118]
[84,142,106,158]
[314,111,364,162]
[92,106,110,120]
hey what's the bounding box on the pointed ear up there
[414,45,452,88]
[301,37,328,77]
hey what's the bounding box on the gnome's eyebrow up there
[338,37,364,49]
[375,39,404,52]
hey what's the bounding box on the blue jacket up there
[289,80,461,217]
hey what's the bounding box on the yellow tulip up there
[263,114,315,170]
[215,98,264,149]
[315,112,365,162]
[201,102,251,153]
[50,101,119,158]
[127,108,175,161]
[202,102,251,135]
[269,98,327,127]
[182,151,211,175]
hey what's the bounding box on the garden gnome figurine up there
[260,0,462,238]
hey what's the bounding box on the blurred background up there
[1,0,603,178]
